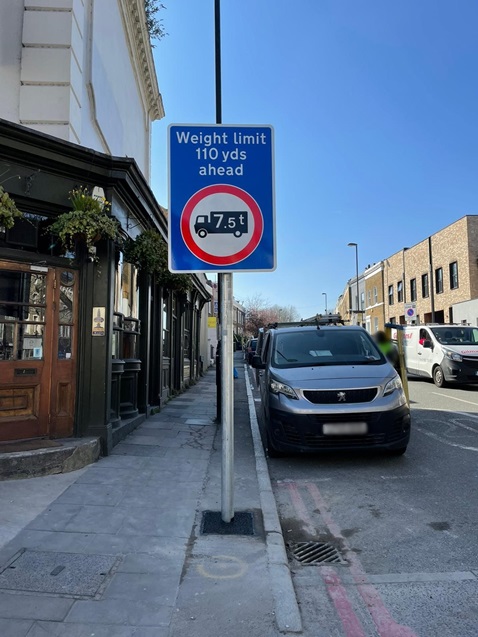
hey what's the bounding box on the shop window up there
[410,278,417,302]
[422,273,429,298]
[114,252,140,360]
[0,270,46,360]
[123,318,140,359]
[435,267,443,294]
[58,271,75,359]
[112,313,123,359]
[162,298,170,358]
[449,261,458,290]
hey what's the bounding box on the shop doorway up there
[0,261,77,441]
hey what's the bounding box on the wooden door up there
[0,262,77,442]
[49,268,78,437]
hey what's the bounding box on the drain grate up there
[289,541,344,565]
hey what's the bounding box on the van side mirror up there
[251,354,265,369]
[423,339,433,349]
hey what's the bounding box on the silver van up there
[252,324,410,456]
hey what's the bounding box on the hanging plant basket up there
[49,187,119,256]
[0,186,23,230]
[123,229,192,293]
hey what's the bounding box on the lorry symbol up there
[194,211,248,238]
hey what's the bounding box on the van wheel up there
[198,229,207,238]
[433,365,446,388]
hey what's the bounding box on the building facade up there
[0,0,161,180]
[335,274,366,325]
[364,262,385,333]
[339,216,478,332]
[383,216,478,325]
[0,1,210,453]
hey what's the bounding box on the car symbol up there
[337,392,346,402]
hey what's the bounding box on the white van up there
[403,324,478,387]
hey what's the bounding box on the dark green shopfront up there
[0,119,209,454]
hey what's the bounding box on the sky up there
[151,0,478,317]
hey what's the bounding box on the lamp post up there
[347,242,359,325]
[322,292,327,315]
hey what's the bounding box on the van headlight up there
[270,379,298,399]
[383,375,404,397]
[443,348,462,362]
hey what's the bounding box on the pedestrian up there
[374,330,400,371]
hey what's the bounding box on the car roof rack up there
[267,313,345,330]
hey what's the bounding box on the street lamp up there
[347,242,359,325]
[322,292,327,315]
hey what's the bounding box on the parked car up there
[252,324,410,456]
[244,338,258,364]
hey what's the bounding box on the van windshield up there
[431,327,478,346]
[272,329,384,368]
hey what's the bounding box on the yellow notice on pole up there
[208,317,217,328]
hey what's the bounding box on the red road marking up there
[285,483,367,637]
[306,482,418,637]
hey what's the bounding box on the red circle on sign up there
[180,184,264,266]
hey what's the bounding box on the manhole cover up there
[0,550,119,597]
[289,541,344,565]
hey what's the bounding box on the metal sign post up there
[168,0,275,524]
[220,272,234,521]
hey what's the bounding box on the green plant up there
[0,186,23,229]
[123,228,192,293]
[49,187,119,254]
[144,0,167,46]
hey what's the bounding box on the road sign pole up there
[214,0,234,523]
[220,272,234,522]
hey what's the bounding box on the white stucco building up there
[0,0,164,182]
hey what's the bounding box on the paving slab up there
[0,365,293,636]
[0,618,33,637]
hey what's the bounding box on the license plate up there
[323,422,368,435]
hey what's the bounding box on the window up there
[435,267,443,294]
[422,273,429,298]
[0,270,47,361]
[367,290,372,307]
[410,278,417,302]
[360,292,365,311]
[449,261,458,289]
[397,281,403,303]
[373,286,378,304]
[388,285,394,305]
[389,317,396,325]
[374,317,379,333]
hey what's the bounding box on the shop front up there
[0,119,209,453]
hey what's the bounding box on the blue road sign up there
[168,124,275,272]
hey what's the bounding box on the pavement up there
[0,353,301,637]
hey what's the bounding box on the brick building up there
[339,216,478,333]
[384,216,478,325]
